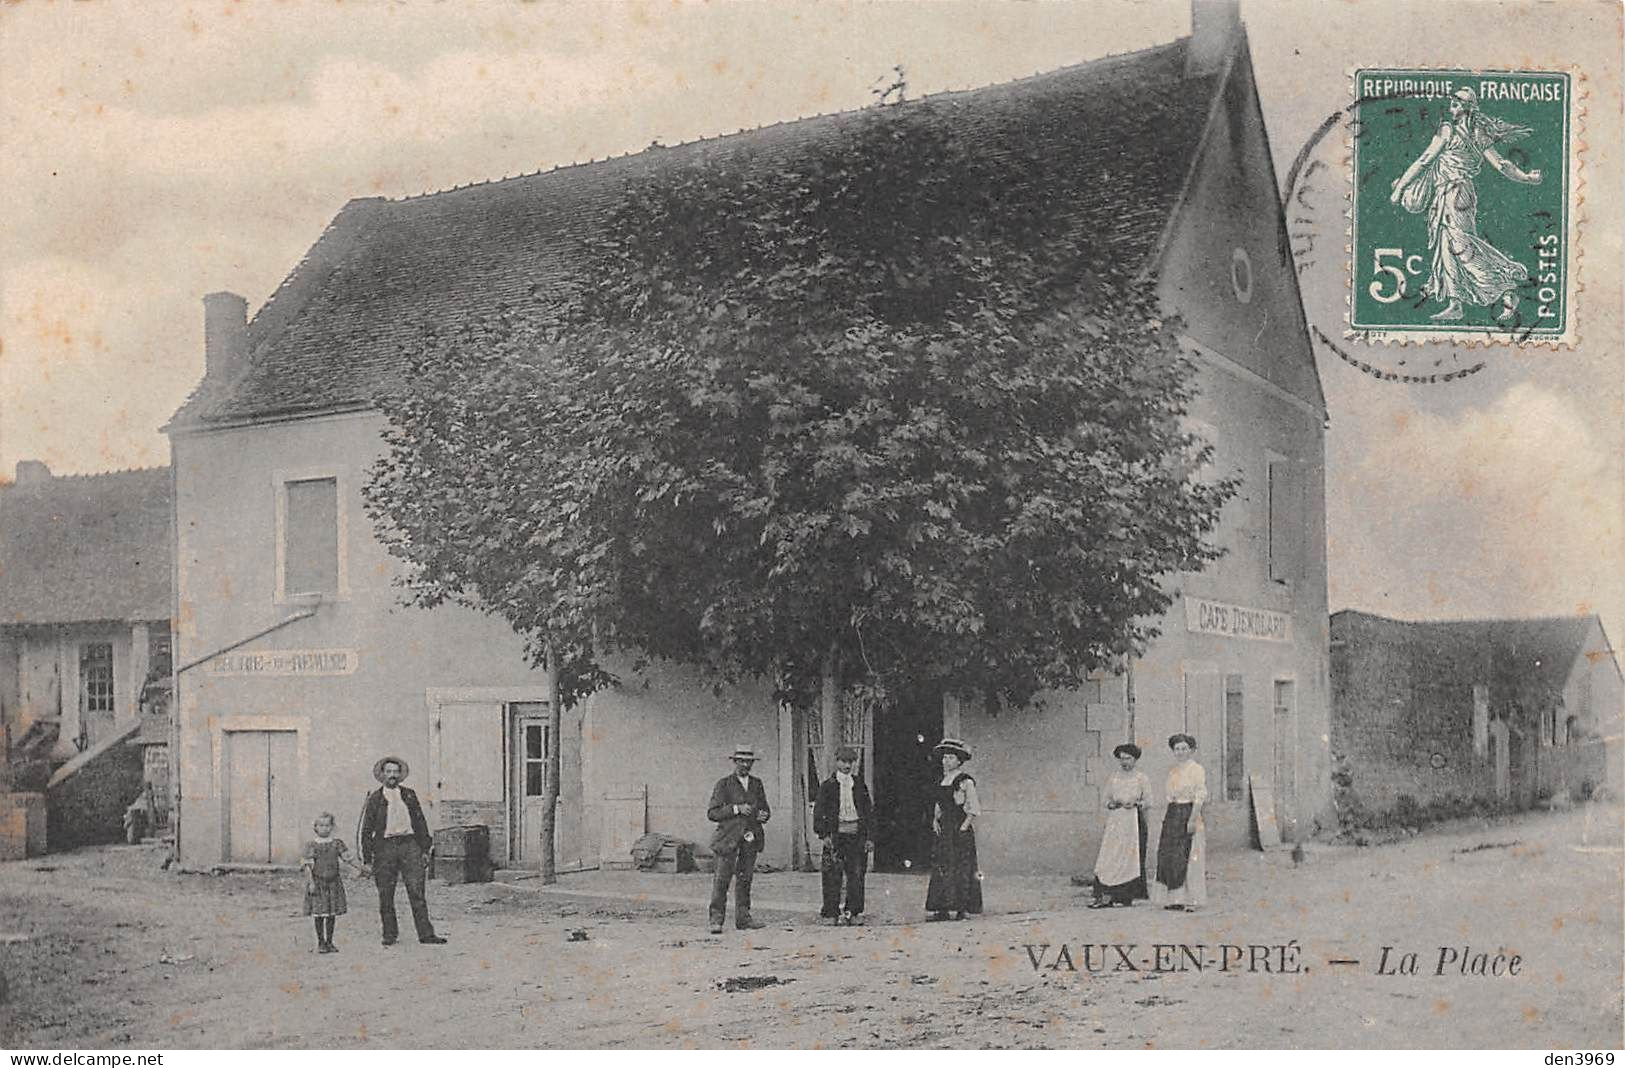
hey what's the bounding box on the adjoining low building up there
[0,461,175,850]
[165,3,1331,875]
[1330,610,1623,817]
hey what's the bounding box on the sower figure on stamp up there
[813,745,873,926]
[1389,85,1543,323]
[706,744,771,934]
[358,756,447,946]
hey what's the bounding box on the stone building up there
[1330,609,1622,815]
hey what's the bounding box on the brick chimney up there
[203,291,249,381]
[1187,0,1241,78]
[13,460,51,487]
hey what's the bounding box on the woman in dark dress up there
[925,738,983,921]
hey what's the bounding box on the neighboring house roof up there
[0,467,172,625]
[170,36,1229,428]
[1330,609,1607,700]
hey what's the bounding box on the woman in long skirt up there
[925,738,983,921]
[1153,733,1207,911]
[1090,743,1151,908]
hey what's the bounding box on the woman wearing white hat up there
[925,738,982,921]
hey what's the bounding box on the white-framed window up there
[274,469,348,602]
[81,642,115,716]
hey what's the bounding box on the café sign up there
[1184,598,1291,643]
[209,649,359,677]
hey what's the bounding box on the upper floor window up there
[277,474,345,600]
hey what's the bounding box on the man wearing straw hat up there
[358,756,447,946]
[705,744,771,934]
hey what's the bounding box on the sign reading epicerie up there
[209,649,359,676]
[1184,598,1292,643]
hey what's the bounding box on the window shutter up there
[436,701,503,802]
[285,478,339,595]
[1268,461,1306,583]
[1183,671,1221,760]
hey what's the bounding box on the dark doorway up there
[871,683,943,872]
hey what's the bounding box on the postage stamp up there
[1348,68,1577,345]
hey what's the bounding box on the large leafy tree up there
[365,97,1236,872]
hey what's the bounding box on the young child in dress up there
[301,812,365,953]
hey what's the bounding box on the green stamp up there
[1350,69,1575,344]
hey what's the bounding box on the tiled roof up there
[0,467,172,625]
[171,37,1222,427]
[1331,609,1601,696]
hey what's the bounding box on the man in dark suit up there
[813,745,873,925]
[706,744,771,934]
[358,756,447,946]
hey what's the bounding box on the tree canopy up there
[364,96,1236,711]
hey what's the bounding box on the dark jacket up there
[707,773,770,855]
[358,784,432,864]
[813,774,873,840]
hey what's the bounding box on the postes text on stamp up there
[1349,69,1575,345]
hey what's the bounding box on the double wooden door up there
[226,730,300,864]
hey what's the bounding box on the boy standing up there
[813,746,873,925]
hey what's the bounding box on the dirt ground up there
[1,802,1620,1050]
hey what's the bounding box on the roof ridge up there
[383,37,1192,206]
[1336,608,1597,627]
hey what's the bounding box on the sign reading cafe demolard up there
[209,649,359,676]
[1184,598,1292,643]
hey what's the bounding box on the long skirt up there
[1092,806,1148,904]
[1423,180,1529,307]
[1153,803,1206,908]
[925,824,983,915]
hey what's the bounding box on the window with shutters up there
[275,472,347,601]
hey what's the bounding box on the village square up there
[1,800,1620,1048]
[1,0,1622,1052]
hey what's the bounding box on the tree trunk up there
[820,645,841,786]
[541,642,562,884]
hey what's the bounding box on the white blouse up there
[1165,760,1209,804]
[1105,769,1151,808]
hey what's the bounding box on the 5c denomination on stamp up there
[1349,68,1577,346]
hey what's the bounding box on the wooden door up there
[1272,681,1297,837]
[266,731,299,864]
[78,642,115,749]
[226,730,299,864]
[509,705,550,868]
[227,732,270,863]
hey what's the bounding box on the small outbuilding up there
[0,461,174,850]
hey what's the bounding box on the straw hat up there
[372,755,410,783]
